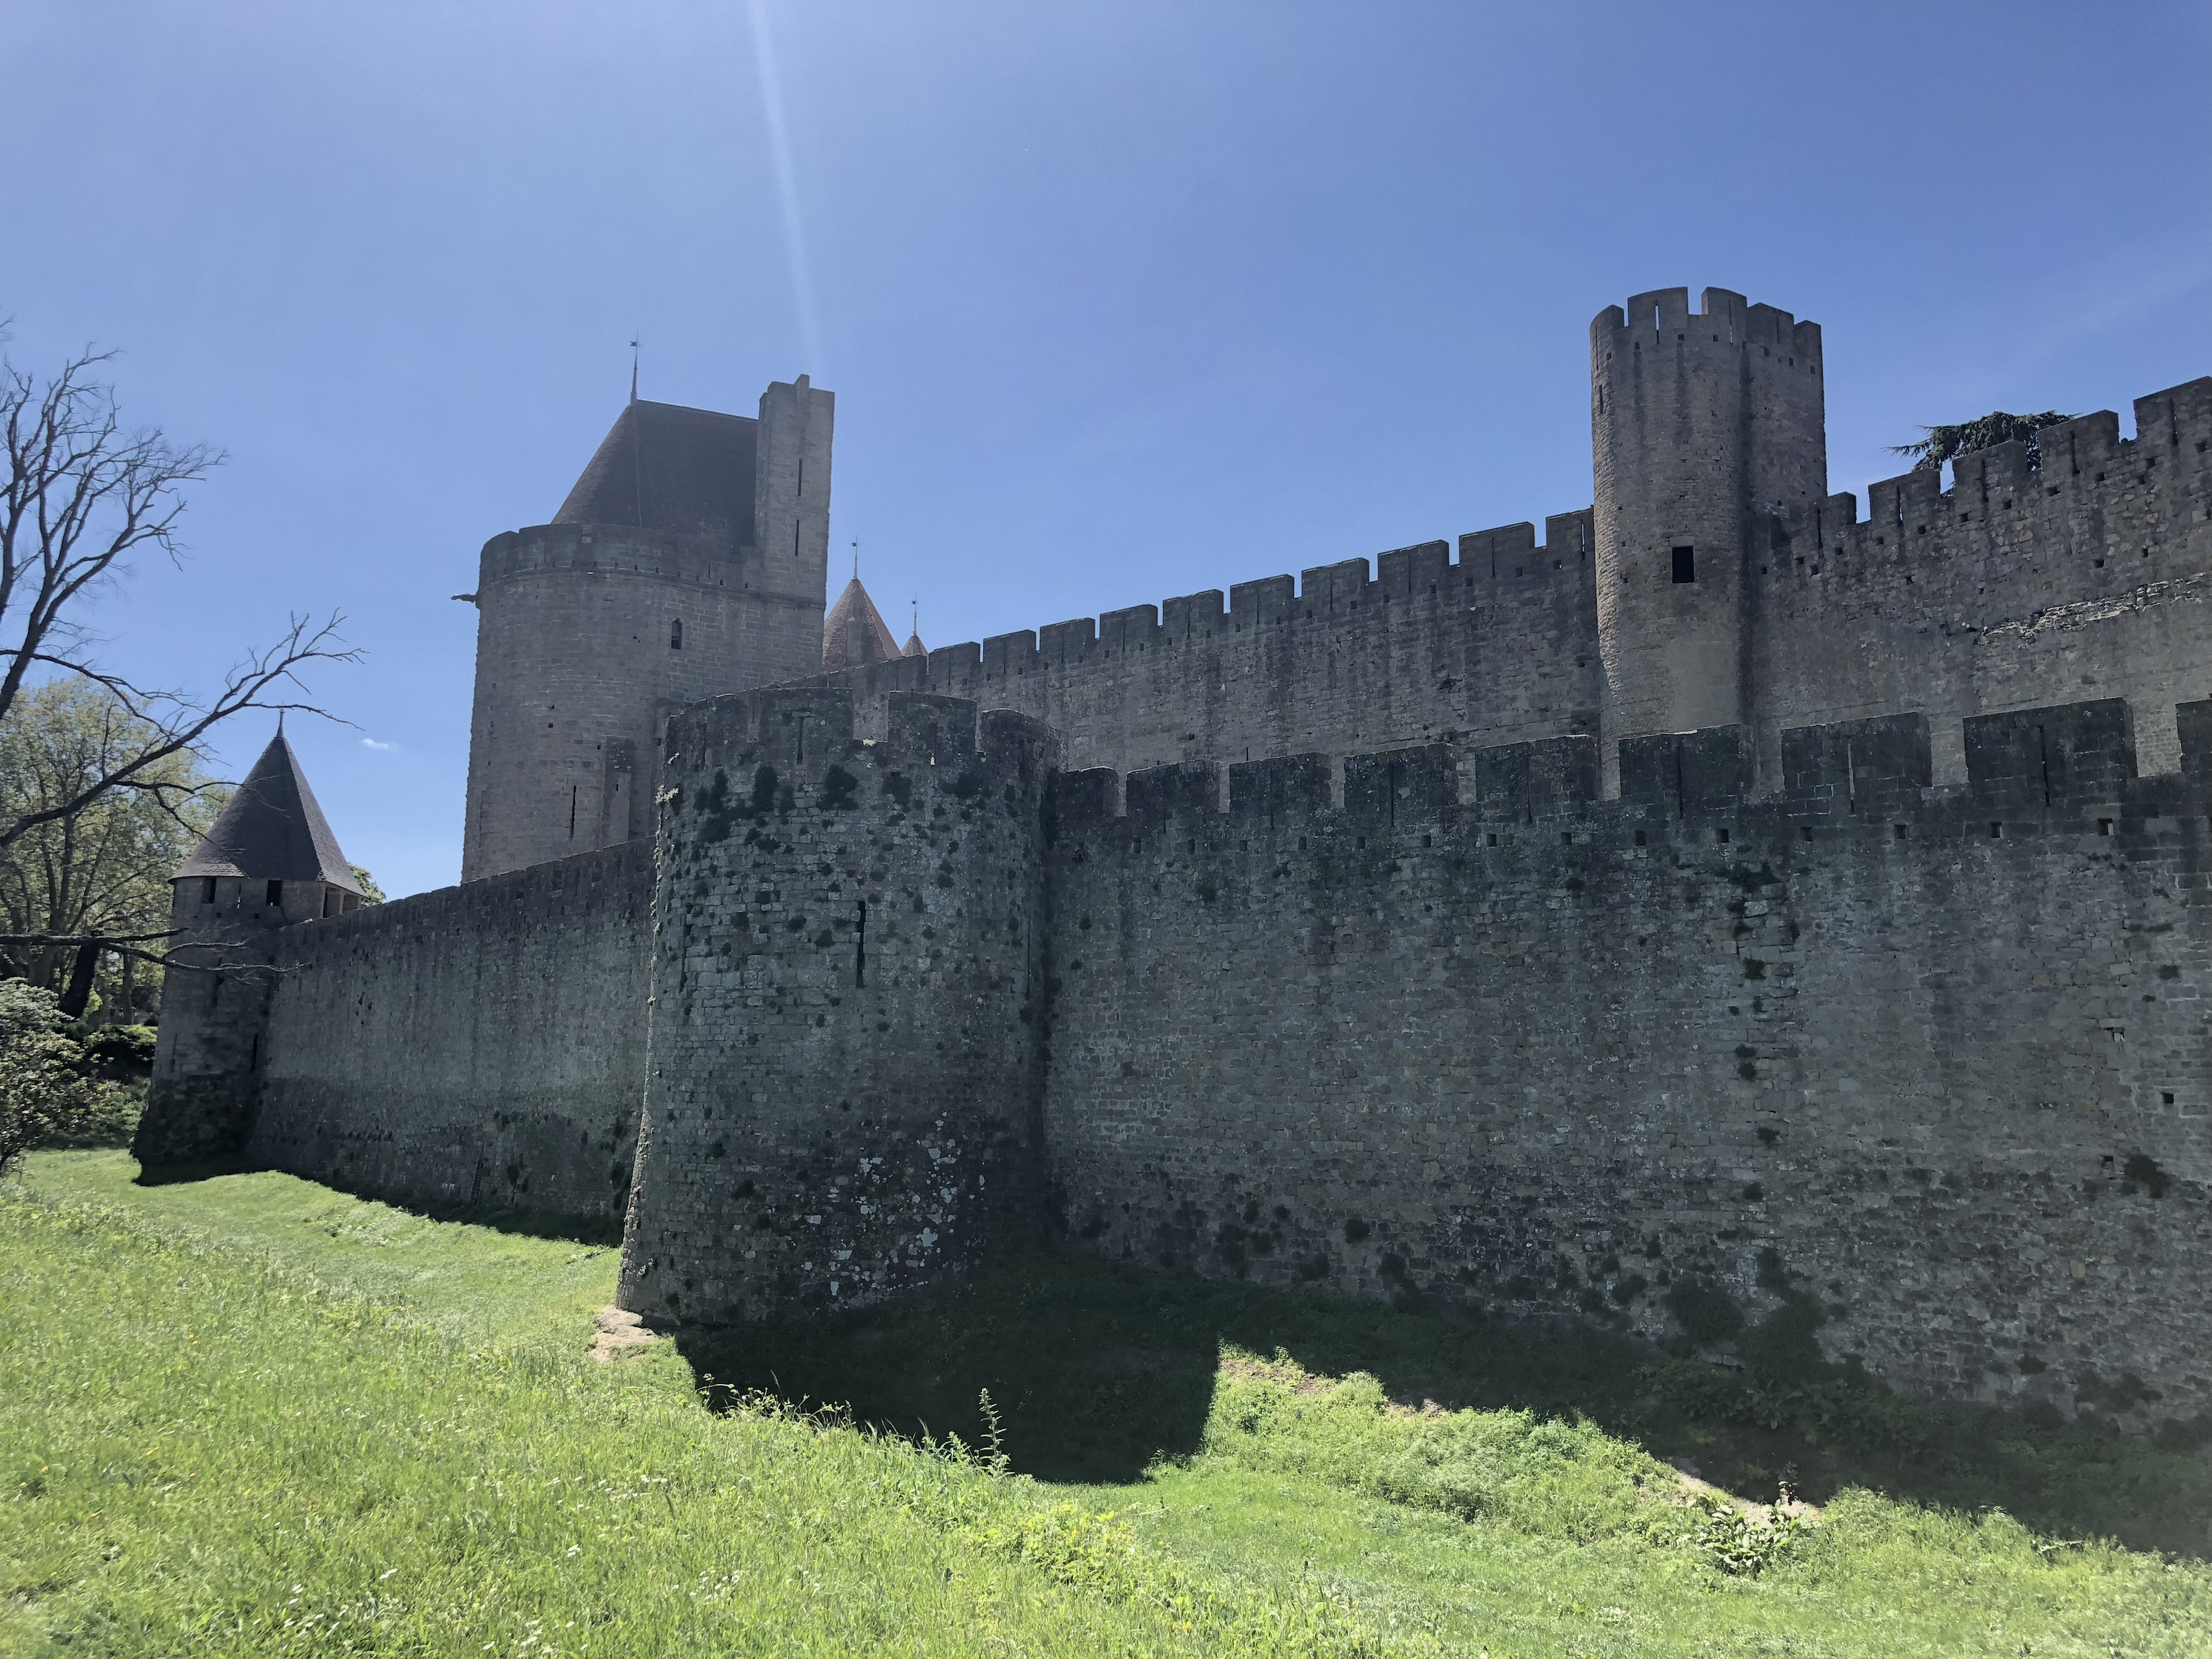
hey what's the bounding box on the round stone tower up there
[1591,287,1825,792]
[460,377,833,881]
[618,688,1059,1326]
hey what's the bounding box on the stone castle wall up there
[798,515,1605,783]
[1043,700,2212,1418]
[149,686,2212,1422]
[1754,386,2212,785]
[135,289,2212,1427]
[241,841,654,1225]
[795,376,2212,801]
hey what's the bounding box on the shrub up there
[0,980,108,1175]
[83,1022,158,1077]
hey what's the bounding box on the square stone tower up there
[1591,288,1825,793]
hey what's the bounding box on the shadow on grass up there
[131,1156,623,1247]
[675,1244,2212,1557]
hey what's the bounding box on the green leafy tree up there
[0,681,224,1015]
[1890,410,2075,474]
[0,978,103,1176]
[349,864,385,905]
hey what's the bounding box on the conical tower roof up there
[902,628,927,658]
[822,574,903,671]
[552,399,758,548]
[175,728,361,893]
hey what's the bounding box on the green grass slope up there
[7,1150,2211,1657]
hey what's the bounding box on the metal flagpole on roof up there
[629,338,643,525]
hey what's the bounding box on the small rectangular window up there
[1893,823,1907,841]
[1989,822,2003,838]
[1671,545,1696,583]
[265,879,283,906]
[670,618,683,650]
[203,877,217,904]
[2098,818,2113,835]
[1716,826,1730,844]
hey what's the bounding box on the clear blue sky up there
[6,1,2207,897]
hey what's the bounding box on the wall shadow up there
[674,1251,1222,1484]
[131,1156,623,1246]
[671,1245,2212,1558]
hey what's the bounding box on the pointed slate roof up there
[902,629,927,658]
[821,575,904,671]
[552,399,758,548]
[175,729,362,893]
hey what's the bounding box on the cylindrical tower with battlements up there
[461,378,833,880]
[1592,287,1825,793]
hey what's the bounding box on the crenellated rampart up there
[790,375,2212,802]
[1753,379,2212,780]
[796,510,1604,780]
[1041,694,2212,1418]
[153,679,2212,1423]
[139,286,2212,1431]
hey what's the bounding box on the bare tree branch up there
[0,928,273,975]
[0,332,358,853]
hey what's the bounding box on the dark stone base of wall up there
[132,1077,261,1171]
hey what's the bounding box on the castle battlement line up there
[138,286,2212,1426]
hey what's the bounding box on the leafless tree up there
[0,330,357,971]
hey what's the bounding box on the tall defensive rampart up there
[143,683,2212,1423]
[793,374,2212,804]
[1756,383,2212,782]
[1042,698,2212,1416]
[795,516,1603,780]
[134,285,2212,1430]
[242,841,654,1225]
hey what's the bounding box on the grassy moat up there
[4,1151,2209,1656]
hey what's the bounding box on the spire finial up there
[629,337,639,404]
[851,538,859,581]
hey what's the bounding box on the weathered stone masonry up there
[137,283,2212,1426]
[245,843,651,1224]
[1045,699,2212,1421]
[618,689,1059,1322]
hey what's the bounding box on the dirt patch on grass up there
[589,1305,662,1363]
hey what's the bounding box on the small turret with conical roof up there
[134,727,363,1169]
[821,568,905,671]
[176,727,364,917]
